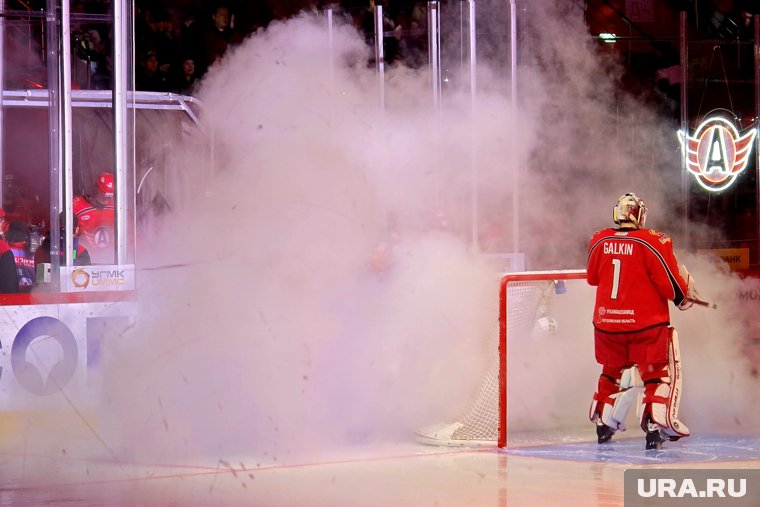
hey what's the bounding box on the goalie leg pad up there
[640,328,690,439]
[590,366,642,431]
[609,366,643,431]
[589,369,620,425]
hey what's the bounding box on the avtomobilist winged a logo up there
[677,117,756,192]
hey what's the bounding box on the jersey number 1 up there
[610,258,621,299]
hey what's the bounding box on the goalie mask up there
[613,192,647,229]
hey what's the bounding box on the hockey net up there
[415,270,588,448]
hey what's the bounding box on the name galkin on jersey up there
[603,242,633,255]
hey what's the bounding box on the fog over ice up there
[11,0,757,471]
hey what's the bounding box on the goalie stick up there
[678,265,716,309]
[687,297,717,310]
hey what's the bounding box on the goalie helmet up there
[613,192,647,229]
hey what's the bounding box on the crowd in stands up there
[63,0,434,94]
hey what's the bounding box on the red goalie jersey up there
[587,227,689,333]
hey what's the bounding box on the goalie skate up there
[414,422,496,447]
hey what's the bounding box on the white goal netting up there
[415,271,588,447]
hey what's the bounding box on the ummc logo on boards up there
[71,268,90,288]
[64,265,134,292]
[625,469,760,506]
[71,268,126,289]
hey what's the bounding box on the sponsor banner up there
[0,302,136,411]
[60,264,135,292]
[697,248,750,271]
[625,469,760,506]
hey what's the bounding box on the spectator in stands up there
[171,56,199,95]
[176,8,204,70]
[74,172,115,264]
[6,220,35,292]
[91,54,113,90]
[136,50,169,91]
[72,27,110,89]
[138,8,181,78]
[394,14,426,68]
[0,227,19,293]
[350,3,379,45]
[201,5,242,72]
[35,212,91,268]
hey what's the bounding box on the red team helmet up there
[613,192,647,229]
[97,172,114,198]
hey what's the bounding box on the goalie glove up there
[677,264,701,311]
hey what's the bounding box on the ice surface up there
[503,435,760,465]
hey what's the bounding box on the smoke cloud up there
[8,0,757,477]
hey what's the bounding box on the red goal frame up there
[498,270,587,448]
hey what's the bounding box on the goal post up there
[498,270,587,448]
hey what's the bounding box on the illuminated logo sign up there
[677,117,756,192]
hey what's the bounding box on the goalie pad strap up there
[641,370,669,382]
[593,392,615,405]
[643,395,668,404]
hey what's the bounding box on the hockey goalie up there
[587,192,701,450]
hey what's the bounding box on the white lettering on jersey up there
[94,227,111,247]
[603,242,633,255]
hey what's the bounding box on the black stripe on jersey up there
[588,235,686,304]
[593,321,671,335]
[75,205,115,214]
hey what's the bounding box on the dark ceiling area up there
[585,0,757,46]
[584,0,760,123]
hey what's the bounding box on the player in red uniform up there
[587,192,699,450]
[73,172,115,264]
[6,220,36,292]
[0,209,19,292]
